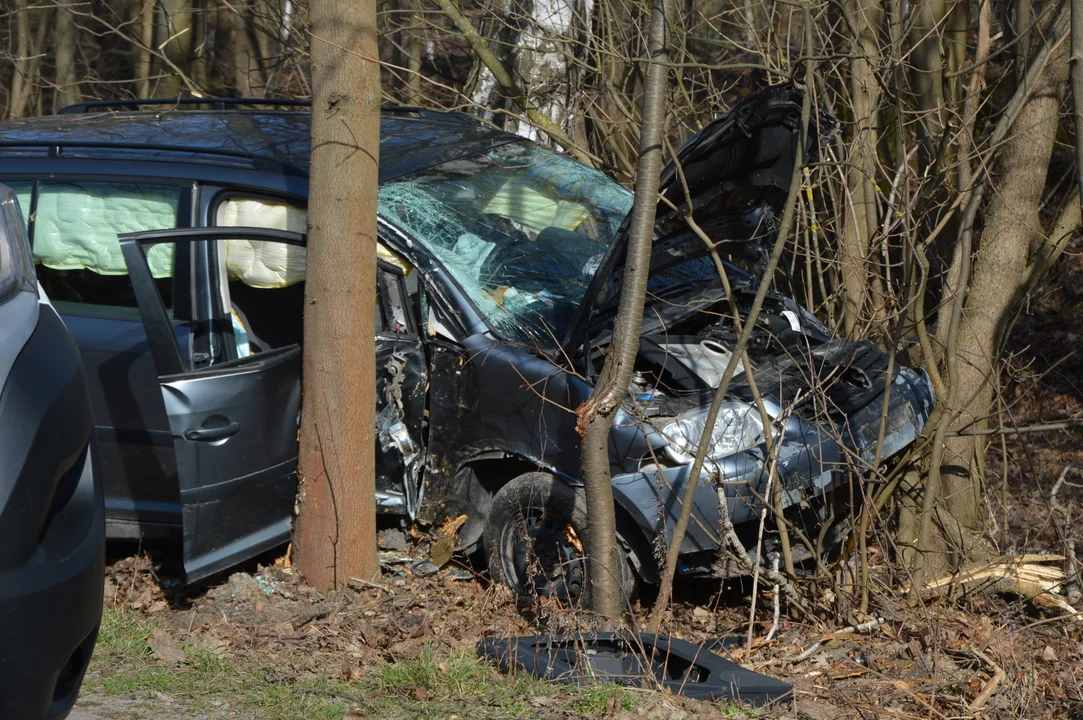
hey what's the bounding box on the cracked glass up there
[378,141,633,347]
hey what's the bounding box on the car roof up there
[0,109,520,182]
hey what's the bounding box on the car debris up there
[478,632,793,705]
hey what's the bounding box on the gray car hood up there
[563,84,836,351]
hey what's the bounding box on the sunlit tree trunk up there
[939,45,1069,554]
[839,0,884,336]
[135,0,155,98]
[577,0,673,622]
[471,0,593,148]
[293,0,381,590]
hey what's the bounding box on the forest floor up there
[70,237,1083,720]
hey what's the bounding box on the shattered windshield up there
[378,142,633,346]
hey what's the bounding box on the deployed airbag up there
[217,198,412,287]
[31,183,178,278]
[218,198,307,288]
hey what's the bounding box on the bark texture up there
[137,0,155,98]
[839,0,884,335]
[157,0,193,97]
[293,0,382,590]
[935,41,1069,569]
[54,0,80,110]
[576,0,673,622]
[9,0,31,119]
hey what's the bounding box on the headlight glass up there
[662,403,764,464]
[0,187,35,306]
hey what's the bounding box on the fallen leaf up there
[148,627,187,664]
[415,687,430,701]
[189,632,229,656]
[1043,645,1058,662]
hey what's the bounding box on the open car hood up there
[564,85,836,351]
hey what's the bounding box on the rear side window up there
[10,181,181,311]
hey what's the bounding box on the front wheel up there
[483,472,638,610]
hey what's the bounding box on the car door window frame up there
[3,176,197,323]
[119,226,306,376]
[203,189,308,362]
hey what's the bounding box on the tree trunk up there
[54,0,81,111]
[231,2,265,97]
[9,0,31,119]
[576,0,673,622]
[934,39,1069,568]
[1072,0,1083,210]
[839,0,884,336]
[157,0,193,97]
[908,0,950,167]
[292,0,382,590]
[137,0,156,98]
[468,0,591,148]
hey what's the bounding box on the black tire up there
[484,472,638,610]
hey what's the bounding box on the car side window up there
[213,195,416,357]
[6,181,180,313]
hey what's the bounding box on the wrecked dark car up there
[0,87,934,602]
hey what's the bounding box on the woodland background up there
[6,0,1083,715]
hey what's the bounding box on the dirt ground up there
[70,237,1083,720]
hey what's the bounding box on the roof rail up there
[57,97,484,126]
[58,98,311,114]
[0,140,307,177]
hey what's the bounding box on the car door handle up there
[184,422,241,442]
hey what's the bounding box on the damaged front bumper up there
[611,366,935,578]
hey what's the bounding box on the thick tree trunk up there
[927,40,1069,574]
[54,0,81,111]
[293,0,381,590]
[576,0,673,622]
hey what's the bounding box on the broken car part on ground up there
[0,86,934,600]
[478,633,793,705]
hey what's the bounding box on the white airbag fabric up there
[218,199,308,288]
[218,197,412,288]
[481,182,590,235]
[31,184,178,277]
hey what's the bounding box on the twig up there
[968,648,1005,713]
[348,576,386,591]
[766,553,781,642]
[791,617,886,662]
[1049,465,1081,601]
[947,417,1083,436]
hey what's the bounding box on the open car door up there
[119,227,304,582]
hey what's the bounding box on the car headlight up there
[662,403,764,464]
